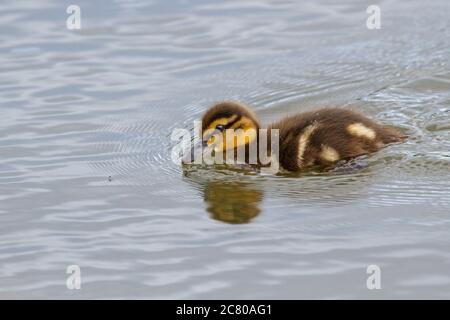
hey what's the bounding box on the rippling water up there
[1,0,450,299]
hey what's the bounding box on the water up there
[1,0,450,299]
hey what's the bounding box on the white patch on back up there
[320,145,340,162]
[297,123,319,167]
[347,123,376,140]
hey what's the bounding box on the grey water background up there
[1,0,450,299]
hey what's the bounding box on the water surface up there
[1,0,450,299]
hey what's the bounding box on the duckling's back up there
[267,108,404,171]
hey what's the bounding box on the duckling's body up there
[267,108,403,171]
[186,101,405,172]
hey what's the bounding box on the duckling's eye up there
[215,124,225,131]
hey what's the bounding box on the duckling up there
[184,101,405,172]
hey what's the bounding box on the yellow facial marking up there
[230,116,257,150]
[204,116,257,151]
[206,115,238,132]
[297,123,319,167]
[347,123,376,140]
[204,115,238,146]
[320,145,340,162]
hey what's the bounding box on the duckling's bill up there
[181,131,221,165]
[181,139,207,165]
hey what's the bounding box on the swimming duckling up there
[184,101,405,172]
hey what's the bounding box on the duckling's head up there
[182,101,260,165]
[201,101,260,153]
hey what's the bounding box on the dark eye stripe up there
[211,115,241,132]
[224,115,241,129]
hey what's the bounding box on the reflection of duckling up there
[185,101,405,171]
[204,181,262,224]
